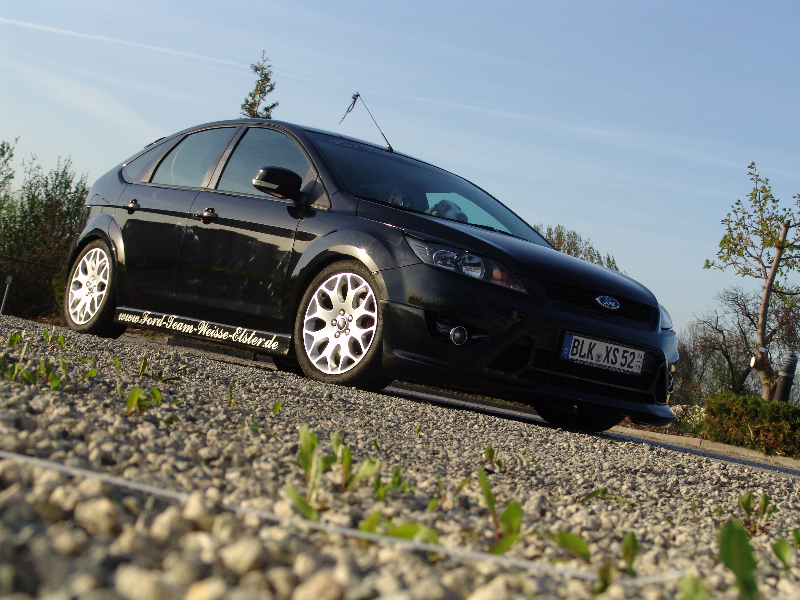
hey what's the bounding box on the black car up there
[64,119,678,431]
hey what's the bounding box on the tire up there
[532,401,624,432]
[64,239,126,339]
[293,261,391,392]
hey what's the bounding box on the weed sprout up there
[485,443,503,469]
[678,574,710,600]
[477,467,523,554]
[357,511,438,544]
[552,530,591,563]
[124,386,163,416]
[719,519,758,600]
[621,532,639,576]
[773,538,792,572]
[227,384,237,406]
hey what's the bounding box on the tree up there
[0,139,15,194]
[0,141,88,318]
[672,324,719,402]
[705,163,800,400]
[533,223,620,271]
[240,51,278,119]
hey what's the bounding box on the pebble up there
[466,577,508,600]
[74,498,123,535]
[184,577,228,600]
[183,491,216,532]
[114,564,182,600]
[265,567,298,600]
[290,571,343,600]
[150,506,191,542]
[292,553,318,579]
[220,537,267,575]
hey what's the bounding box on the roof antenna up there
[339,92,393,152]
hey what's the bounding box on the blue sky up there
[2,1,799,330]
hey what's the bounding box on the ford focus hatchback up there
[65,119,678,431]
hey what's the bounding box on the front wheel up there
[64,239,126,338]
[293,261,391,392]
[532,401,624,432]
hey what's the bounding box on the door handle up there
[124,199,140,213]
[193,207,219,223]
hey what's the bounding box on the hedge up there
[0,140,87,318]
[703,392,800,458]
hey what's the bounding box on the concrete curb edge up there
[610,425,800,470]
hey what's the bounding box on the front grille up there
[486,327,666,404]
[538,278,657,325]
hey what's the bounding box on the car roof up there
[165,119,380,148]
[160,118,424,162]
[136,118,550,251]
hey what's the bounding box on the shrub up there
[703,391,800,458]
[0,140,88,318]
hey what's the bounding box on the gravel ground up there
[0,315,799,600]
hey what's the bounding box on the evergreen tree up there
[240,51,279,119]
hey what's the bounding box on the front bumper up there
[379,263,677,427]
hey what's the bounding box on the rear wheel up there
[293,261,391,392]
[64,239,126,338]
[532,401,624,432]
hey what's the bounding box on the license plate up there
[561,333,644,374]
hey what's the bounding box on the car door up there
[114,127,238,312]
[174,126,317,331]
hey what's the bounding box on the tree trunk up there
[754,219,790,400]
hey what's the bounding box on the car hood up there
[403,216,658,307]
[354,199,658,307]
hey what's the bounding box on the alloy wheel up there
[302,272,378,374]
[68,248,110,325]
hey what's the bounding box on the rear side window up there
[122,148,157,183]
[151,128,235,188]
[217,128,315,197]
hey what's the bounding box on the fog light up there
[449,326,468,346]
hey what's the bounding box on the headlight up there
[659,304,673,330]
[405,236,526,293]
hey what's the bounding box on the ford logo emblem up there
[596,295,620,310]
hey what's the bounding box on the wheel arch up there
[283,249,390,345]
[288,227,418,306]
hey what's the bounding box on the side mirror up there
[252,167,304,201]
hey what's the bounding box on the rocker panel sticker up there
[114,307,290,355]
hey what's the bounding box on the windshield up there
[307,132,548,246]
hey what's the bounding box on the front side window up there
[217,128,315,197]
[307,132,547,245]
[151,128,235,188]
